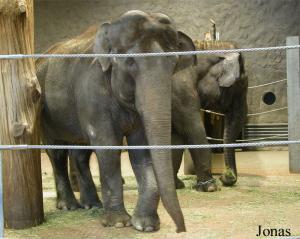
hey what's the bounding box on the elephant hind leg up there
[69,149,102,209]
[47,147,81,210]
[69,155,80,192]
[172,133,185,189]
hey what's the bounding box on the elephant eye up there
[125,57,135,66]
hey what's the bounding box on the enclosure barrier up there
[1,140,300,151]
[0,45,300,60]
[0,40,300,237]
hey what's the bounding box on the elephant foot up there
[57,197,81,210]
[80,196,103,209]
[220,168,237,186]
[131,212,160,232]
[193,178,218,192]
[175,177,185,189]
[101,210,132,228]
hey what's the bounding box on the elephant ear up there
[217,53,240,87]
[94,22,112,72]
[174,31,197,73]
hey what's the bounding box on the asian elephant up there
[172,46,248,188]
[68,34,218,195]
[68,43,246,199]
[36,10,194,232]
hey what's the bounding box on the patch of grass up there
[5,198,104,238]
[42,174,55,191]
[5,175,300,239]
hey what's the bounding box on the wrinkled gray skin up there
[69,45,248,204]
[68,34,219,194]
[69,47,247,205]
[37,10,192,232]
[172,52,248,189]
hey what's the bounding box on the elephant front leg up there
[69,149,102,209]
[93,139,131,228]
[127,131,160,232]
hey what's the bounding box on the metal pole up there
[0,151,3,238]
[287,36,300,173]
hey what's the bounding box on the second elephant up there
[172,44,248,188]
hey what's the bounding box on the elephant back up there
[36,26,98,68]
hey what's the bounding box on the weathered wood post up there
[0,0,44,229]
[0,152,3,237]
[286,36,300,173]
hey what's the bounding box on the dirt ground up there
[5,153,300,239]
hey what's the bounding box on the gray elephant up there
[37,10,193,232]
[68,42,247,200]
[68,35,218,194]
[172,43,248,188]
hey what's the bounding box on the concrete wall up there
[34,0,300,124]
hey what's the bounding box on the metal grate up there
[243,123,288,141]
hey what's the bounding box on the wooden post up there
[287,36,300,173]
[0,0,44,229]
[0,152,3,237]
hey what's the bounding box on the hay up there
[194,40,237,50]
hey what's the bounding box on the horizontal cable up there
[207,134,288,142]
[247,107,287,116]
[0,45,299,60]
[248,79,287,89]
[200,109,225,116]
[0,140,298,151]
[200,107,288,117]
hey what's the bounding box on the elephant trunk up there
[222,97,247,186]
[139,82,186,233]
[223,115,237,175]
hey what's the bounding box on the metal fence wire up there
[0,44,300,59]
[0,40,300,238]
[0,44,299,149]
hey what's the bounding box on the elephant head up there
[93,10,193,232]
[196,53,242,107]
[214,53,241,87]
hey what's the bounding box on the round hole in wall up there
[263,92,276,105]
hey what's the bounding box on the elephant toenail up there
[115,222,124,228]
[135,225,144,231]
[125,221,132,227]
[101,220,108,226]
[145,226,154,232]
[207,186,216,192]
